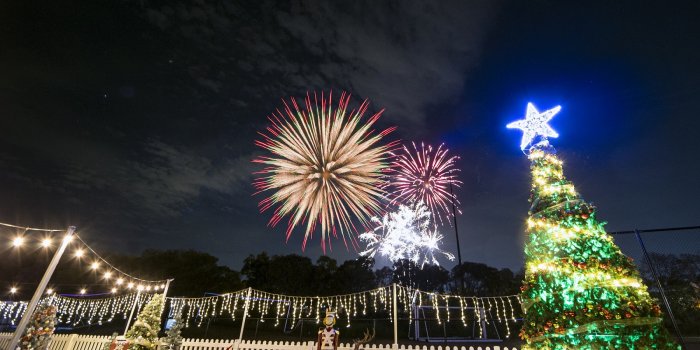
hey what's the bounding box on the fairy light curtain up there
[166,285,522,332]
[0,292,154,326]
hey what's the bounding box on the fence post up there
[160,279,174,331]
[634,229,686,349]
[124,290,142,335]
[237,287,253,350]
[392,283,398,349]
[64,334,79,350]
[8,226,76,350]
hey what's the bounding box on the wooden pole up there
[8,226,75,350]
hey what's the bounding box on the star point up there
[507,102,561,151]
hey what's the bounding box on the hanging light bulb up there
[12,237,24,247]
[127,283,134,289]
[103,271,112,279]
[111,288,117,294]
[90,261,100,270]
[10,287,18,294]
[137,284,144,291]
[116,278,124,285]
[75,249,85,258]
[46,288,54,295]
[80,288,87,295]
[41,238,52,248]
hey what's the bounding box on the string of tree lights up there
[1,221,170,295]
[165,285,522,336]
[0,292,155,327]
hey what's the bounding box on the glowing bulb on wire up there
[116,278,124,285]
[80,288,86,295]
[75,249,84,258]
[12,237,24,247]
[103,271,112,279]
[41,238,52,248]
[10,287,18,294]
[90,262,100,270]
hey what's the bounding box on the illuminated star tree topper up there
[506,102,561,151]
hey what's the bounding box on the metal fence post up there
[634,229,686,349]
[8,226,76,350]
[392,283,398,349]
[237,287,253,350]
[124,290,142,335]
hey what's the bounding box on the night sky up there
[1,1,699,272]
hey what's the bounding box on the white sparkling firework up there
[359,202,455,268]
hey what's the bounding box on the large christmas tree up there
[508,103,681,349]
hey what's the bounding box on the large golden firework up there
[254,91,396,252]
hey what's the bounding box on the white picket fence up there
[0,333,518,350]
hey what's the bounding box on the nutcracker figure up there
[317,310,339,350]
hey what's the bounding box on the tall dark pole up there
[449,181,463,292]
[634,229,686,349]
[449,181,462,265]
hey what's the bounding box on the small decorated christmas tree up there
[19,304,57,350]
[162,316,184,350]
[508,103,681,349]
[125,294,164,350]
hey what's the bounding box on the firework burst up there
[359,202,455,268]
[389,142,462,225]
[254,91,396,252]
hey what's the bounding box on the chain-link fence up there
[609,226,700,347]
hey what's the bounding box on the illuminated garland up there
[166,285,522,336]
[0,293,154,326]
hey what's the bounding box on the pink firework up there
[389,142,462,225]
[253,91,396,252]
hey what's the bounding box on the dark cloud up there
[1,0,698,273]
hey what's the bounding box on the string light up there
[46,289,54,295]
[1,292,154,326]
[165,285,522,332]
[90,261,100,270]
[12,236,24,247]
[80,289,87,295]
[103,271,112,280]
[74,249,84,258]
[10,287,18,294]
[116,278,124,285]
[41,238,52,248]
